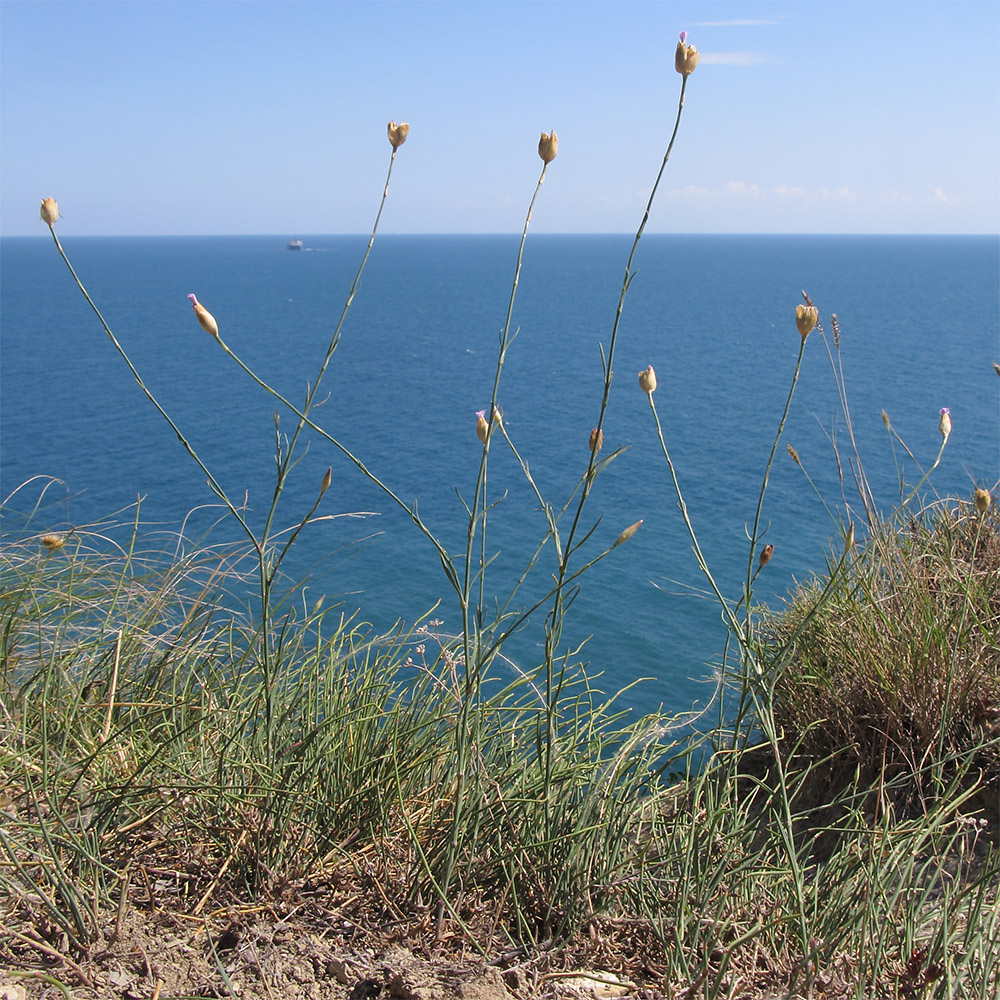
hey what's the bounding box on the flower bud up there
[938,407,951,443]
[638,365,657,394]
[613,519,643,548]
[993,362,1000,377]
[187,293,219,338]
[845,522,855,552]
[387,121,409,149]
[40,197,59,226]
[758,544,774,568]
[881,410,891,429]
[476,410,489,445]
[974,488,992,513]
[320,467,332,498]
[589,428,604,454]
[796,304,818,341]
[675,34,699,76]
[40,533,65,550]
[538,131,558,164]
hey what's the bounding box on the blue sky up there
[2,1,997,235]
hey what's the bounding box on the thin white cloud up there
[669,183,860,203]
[929,186,952,204]
[694,19,784,27]
[699,52,772,66]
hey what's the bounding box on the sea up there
[1,233,998,719]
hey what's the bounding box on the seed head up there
[589,428,604,454]
[939,407,952,443]
[758,544,774,568]
[538,131,558,164]
[974,488,992,513]
[675,33,699,76]
[40,197,59,226]
[796,304,819,341]
[787,444,801,466]
[320,467,332,498]
[387,121,410,149]
[476,410,489,445]
[638,365,657,394]
[613,520,643,549]
[187,293,219,338]
[40,533,65,550]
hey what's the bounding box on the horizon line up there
[4,231,999,239]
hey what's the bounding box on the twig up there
[192,830,248,916]
[0,921,95,989]
[102,629,123,744]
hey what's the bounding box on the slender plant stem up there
[213,337,458,591]
[647,395,740,638]
[526,77,689,897]
[899,436,949,511]
[440,161,550,934]
[254,147,399,757]
[564,77,689,561]
[260,148,399,554]
[44,225,254,548]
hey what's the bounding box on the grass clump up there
[765,495,1000,821]
[2,493,998,997]
[0,510,690,994]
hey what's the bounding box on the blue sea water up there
[1,233,998,716]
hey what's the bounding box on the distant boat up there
[287,239,303,251]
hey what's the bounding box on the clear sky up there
[2,0,998,235]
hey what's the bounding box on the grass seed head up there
[40,197,59,226]
[613,519,643,548]
[538,131,558,164]
[187,293,219,338]
[796,304,819,341]
[939,407,952,442]
[675,33,699,76]
[387,121,410,149]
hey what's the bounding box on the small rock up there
[557,971,632,997]
[327,956,353,984]
[456,966,511,999]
